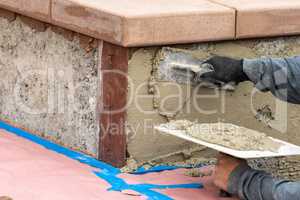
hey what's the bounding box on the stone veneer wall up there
[0,11,99,157]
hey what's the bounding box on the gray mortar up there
[0,16,99,156]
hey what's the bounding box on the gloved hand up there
[214,153,248,192]
[198,56,249,85]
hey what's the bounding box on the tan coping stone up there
[51,0,124,45]
[212,0,300,38]
[2,0,300,46]
[0,0,50,22]
[51,0,236,47]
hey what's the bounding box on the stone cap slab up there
[0,0,235,46]
[52,0,236,46]
[213,0,300,38]
[1,0,300,46]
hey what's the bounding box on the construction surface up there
[0,122,234,200]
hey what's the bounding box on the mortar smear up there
[121,151,216,173]
[185,168,213,177]
[163,120,282,152]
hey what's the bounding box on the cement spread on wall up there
[0,16,99,157]
[127,37,300,179]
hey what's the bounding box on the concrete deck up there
[0,0,300,46]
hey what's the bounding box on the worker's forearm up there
[243,56,300,104]
[228,166,300,200]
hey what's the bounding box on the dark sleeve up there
[243,56,300,104]
[228,165,300,200]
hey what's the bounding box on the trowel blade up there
[157,47,214,80]
[156,47,236,91]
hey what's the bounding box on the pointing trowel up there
[156,47,236,91]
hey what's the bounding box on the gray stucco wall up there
[0,15,99,157]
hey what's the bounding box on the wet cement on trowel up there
[163,120,282,152]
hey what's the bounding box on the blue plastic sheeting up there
[0,120,204,200]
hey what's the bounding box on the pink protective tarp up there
[0,129,236,200]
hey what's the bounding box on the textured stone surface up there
[0,16,99,156]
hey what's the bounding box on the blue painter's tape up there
[135,183,202,190]
[131,188,174,200]
[132,164,207,175]
[94,170,203,200]
[132,166,180,174]
[0,120,204,200]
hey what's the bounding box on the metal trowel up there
[156,47,236,91]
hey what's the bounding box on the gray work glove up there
[199,56,249,85]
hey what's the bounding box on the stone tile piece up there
[212,0,300,38]
[0,0,50,22]
[52,0,236,46]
